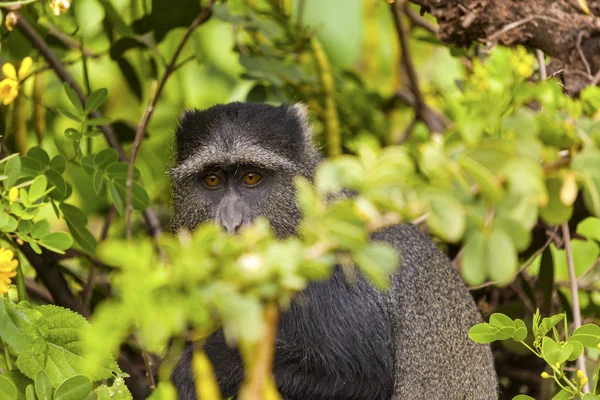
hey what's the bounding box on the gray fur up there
[170,102,498,399]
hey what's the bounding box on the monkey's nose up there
[222,219,242,235]
[219,206,243,235]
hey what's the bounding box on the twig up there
[83,206,115,309]
[562,223,590,394]
[591,68,600,86]
[390,1,444,133]
[536,49,547,81]
[486,16,535,42]
[404,4,437,34]
[125,0,216,240]
[576,31,592,77]
[239,303,279,400]
[15,15,126,160]
[15,13,163,239]
[311,36,341,157]
[576,256,600,283]
[19,244,87,316]
[141,344,156,389]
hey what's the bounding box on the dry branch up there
[407,0,600,95]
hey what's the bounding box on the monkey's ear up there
[288,103,314,144]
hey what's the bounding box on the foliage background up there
[0,0,599,399]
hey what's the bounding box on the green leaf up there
[30,220,50,239]
[64,128,82,141]
[35,371,53,400]
[46,169,69,201]
[567,340,584,361]
[49,155,67,174]
[18,219,32,235]
[4,156,21,188]
[540,177,573,224]
[460,156,503,202]
[461,231,487,286]
[20,156,44,177]
[0,376,18,400]
[468,323,498,343]
[105,163,140,180]
[489,313,515,328]
[86,117,111,127]
[513,396,535,400]
[29,175,48,202]
[427,190,466,243]
[63,83,84,114]
[487,226,518,284]
[577,217,600,242]
[0,298,46,355]
[512,327,527,342]
[541,314,565,331]
[93,169,106,196]
[552,389,571,400]
[353,242,399,289]
[541,336,572,365]
[28,147,50,167]
[57,108,83,123]
[39,232,73,254]
[81,155,94,175]
[60,204,98,255]
[581,172,600,217]
[85,88,109,113]
[15,305,121,387]
[109,178,150,214]
[93,149,119,170]
[26,385,36,400]
[54,375,92,400]
[570,324,600,347]
[494,326,515,340]
[583,394,600,400]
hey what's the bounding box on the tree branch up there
[15,14,163,239]
[126,0,217,240]
[19,244,87,316]
[561,222,590,394]
[390,1,445,133]
[407,0,600,95]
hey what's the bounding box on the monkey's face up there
[169,102,321,238]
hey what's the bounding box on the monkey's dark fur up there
[169,102,498,400]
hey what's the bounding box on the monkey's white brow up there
[169,144,295,183]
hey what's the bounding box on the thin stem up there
[311,37,341,157]
[1,336,12,370]
[0,0,38,7]
[125,0,216,240]
[239,303,280,400]
[562,222,590,394]
[15,260,27,303]
[390,1,444,133]
[593,356,600,394]
[15,13,163,240]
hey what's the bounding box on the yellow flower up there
[0,248,18,295]
[0,57,33,106]
[50,0,71,16]
[8,187,18,204]
[0,79,19,106]
[18,57,32,81]
[2,63,17,81]
[577,369,585,380]
[5,12,18,32]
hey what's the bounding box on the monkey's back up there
[373,223,498,400]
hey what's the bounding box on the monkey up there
[168,102,498,400]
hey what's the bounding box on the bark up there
[408,0,600,94]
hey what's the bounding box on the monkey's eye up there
[202,174,222,188]
[242,172,262,186]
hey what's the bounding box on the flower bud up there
[577,369,585,380]
[5,12,17,32]
[555,362,561,370]
[541,372,551,379]
[8,187,18,204]
[581,377,589,386]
